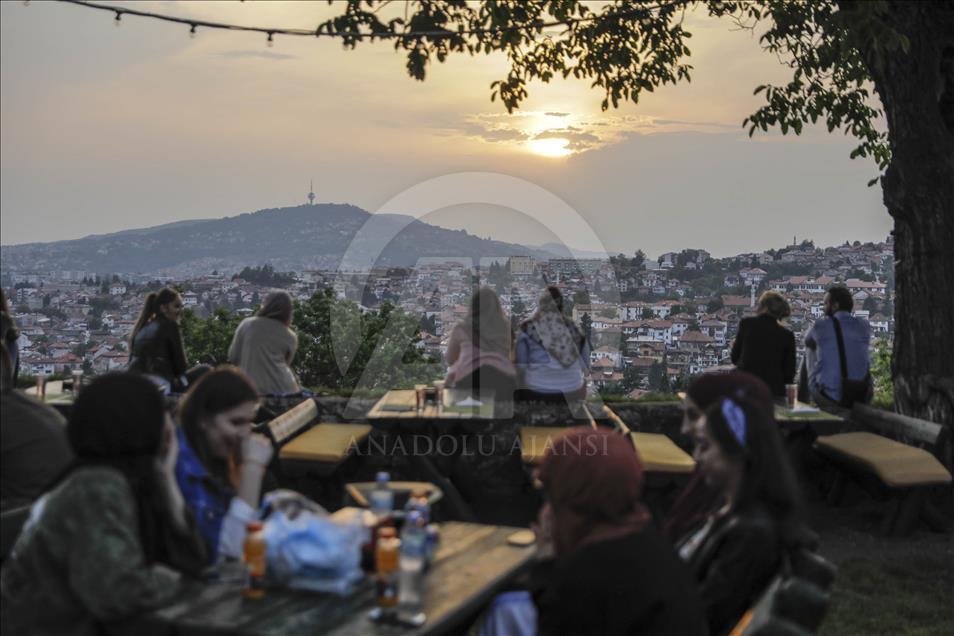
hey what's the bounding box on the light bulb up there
[189,25,197,39]
[266,32,274,48]
[114,12,122,26]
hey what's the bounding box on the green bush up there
[870,338,893,409]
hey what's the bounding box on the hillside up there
[0,204,556,275]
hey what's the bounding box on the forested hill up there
[1,204,556,275]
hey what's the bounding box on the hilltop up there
[0,204,557,276]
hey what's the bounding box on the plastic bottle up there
[242,521,267,599]
[375,526,401,611]
[399,511,427,612]
[403,487,430,524]
[369,471,394,520]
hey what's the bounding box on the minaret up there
[307,180,316,206]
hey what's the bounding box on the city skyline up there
[1,1,892,257]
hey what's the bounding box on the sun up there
[527,137,573,158]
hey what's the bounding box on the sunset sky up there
[1,1,892,257]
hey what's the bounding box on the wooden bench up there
[629,432,696,475]
[519,427,573,466]
[279,423,373,472]
[260,399,372,506]
[814,403,951,536]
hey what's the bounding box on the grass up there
[820,558,954,636]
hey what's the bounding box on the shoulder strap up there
[830,316,848,382]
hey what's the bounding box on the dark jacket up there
[683,506,781,636]
[127,316,188,387]
[535,528,707,636]
[730,314,796,397]
[1,391,74,510]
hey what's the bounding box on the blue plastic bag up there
[261,503,364,596]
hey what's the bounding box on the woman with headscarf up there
[1,373,205,636]
[662,370,776,543]
[228,291,300,395]
[514,286,590,401]
[530,427,706,635]
[445,287,516,396]
[676,394,805,636]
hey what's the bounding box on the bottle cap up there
[376,471,390,483]
[379,527,397,538]
[246,521,263,532]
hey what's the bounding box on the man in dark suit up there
[730,292,796,397]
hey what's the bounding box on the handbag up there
[830,316,872,408]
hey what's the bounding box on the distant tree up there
[648,360,671,394]
[420,314,438,335]
[42,294,51,308]
[293,289,438,391]
[707,298,724,313]
[180,308,242,366]
[862,296,880,313]
[580,312,593,345]
[234,264,296,287]
[631,250,646,270]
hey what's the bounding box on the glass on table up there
[785,383,798,409]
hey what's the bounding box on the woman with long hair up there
[445,287,516,395]
[228,291,300,395]
[662,370,776,543]
[1,373,205,635]
[676,393,804,635]
[128,287,199,391]
[514,286,590,401]
[174,367,273,563]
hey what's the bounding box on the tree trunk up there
[863,2,954,425]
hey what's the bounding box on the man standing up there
[803,286,872,407]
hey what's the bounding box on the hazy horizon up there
[1,1,893,258]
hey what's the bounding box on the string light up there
[54,0,683,43]
[189,23,197,39]
[113,10,122,27]
[266,31,274,48]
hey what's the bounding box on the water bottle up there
[369,471,394,519]
[398,511,427,612]
[403,487,430,524]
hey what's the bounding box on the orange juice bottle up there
[375,527,400,610]
[242,521,267,599]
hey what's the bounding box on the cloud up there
[533,128,602,152]
[216,50,298,61]
[544,111,570,117]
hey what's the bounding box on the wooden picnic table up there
[367,389,501,420]
[774,403,846,435]
[135,520,535,636]
[21,381,75,417]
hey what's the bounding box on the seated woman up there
[127,287,207,392]
[663,370,775,542]
[444,287,516,397]
[730,291,797,398]
[174,367,273,563]
[228,291,301,396]
[483,428,706,636]
[1,373,205,635]
[676,394,804,636]
[514,287,590,402]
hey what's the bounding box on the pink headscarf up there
[539,427,651,557]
